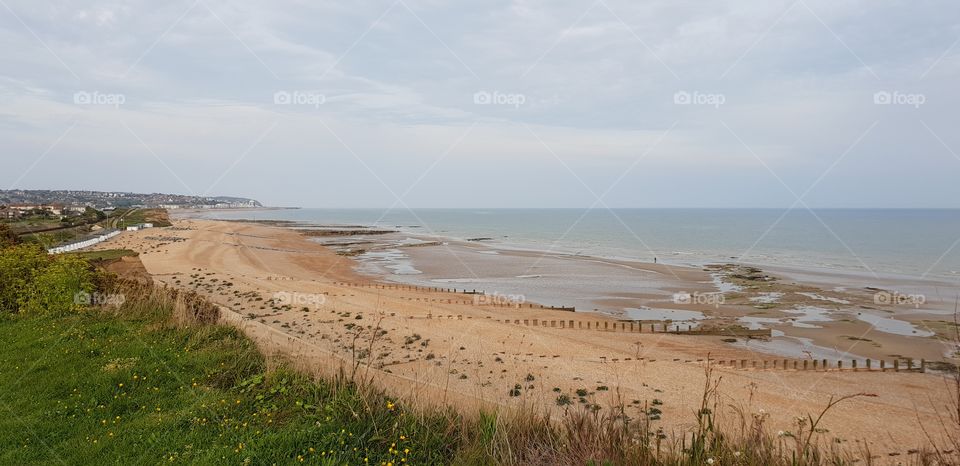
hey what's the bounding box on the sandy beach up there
[92,218,959,456]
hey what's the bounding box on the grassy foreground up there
[0,308,461,465]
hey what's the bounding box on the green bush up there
[0,243,95,315]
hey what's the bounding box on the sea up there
[185,208,960,281]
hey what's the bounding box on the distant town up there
[0,189,261,220]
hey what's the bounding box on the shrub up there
[0,243,95,315]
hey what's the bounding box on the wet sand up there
[342,231,958,363]
[91,219,960,456]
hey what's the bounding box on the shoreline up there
[173,209,959,363]
[176,207,960,282]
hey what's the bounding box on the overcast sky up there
[2,0,959,208]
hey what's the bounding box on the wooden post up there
[604,322,608,330]
[793,360,798,370]
[763,360,768,369]
[741,359,747,369]
[803,360,808,370]
[837,360,842,370]
[866,359,871,370]
[822,359,827,370]
[921,359,926,373]
[852,360,857,371]
[894,359,899,372]
[880,360,885,371]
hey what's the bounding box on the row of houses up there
[47,230,121,254]
[125,223,153,231]
[1,204,88,219]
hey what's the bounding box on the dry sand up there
[92,219,959,458]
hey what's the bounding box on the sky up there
[1,0,959,208]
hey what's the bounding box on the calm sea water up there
[188,208,960,280]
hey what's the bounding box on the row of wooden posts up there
[404,313,771,338]
[333,281,576,311]
[335,281,484,294]
[490,317,771,337]
[714,357,927,372]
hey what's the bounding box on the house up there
[0,206,18,220]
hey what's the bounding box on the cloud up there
[0,0,958,206]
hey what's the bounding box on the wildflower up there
[707,458,714,465]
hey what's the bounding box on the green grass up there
[0,311,461,465]
[68,249,139,262]
[109,208,172,228]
